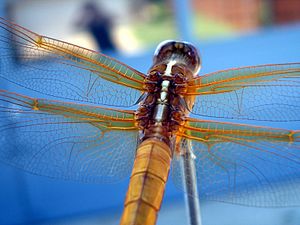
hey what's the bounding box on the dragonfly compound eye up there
[153,40,201,75]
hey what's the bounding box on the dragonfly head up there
[153,40,201,75]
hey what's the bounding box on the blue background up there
[0,1,300,225]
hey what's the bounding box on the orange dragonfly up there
[0,17,300,225]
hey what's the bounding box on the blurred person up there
[76,1,117,54]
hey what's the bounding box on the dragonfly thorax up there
[136,60,190,145]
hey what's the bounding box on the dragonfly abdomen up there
[120,138,172,225]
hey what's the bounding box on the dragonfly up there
[0,17,300,225]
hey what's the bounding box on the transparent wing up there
[0,17,145,106]
[188,63,300,121]
[0,90,138,182]
[172,119,300,206]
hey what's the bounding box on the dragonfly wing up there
[0,90,138,182]
[172,119,300,206]
[188,63,300,121]
[0,17,145,106]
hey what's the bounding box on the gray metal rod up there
[181,139,202,225]
[173,0,201,223]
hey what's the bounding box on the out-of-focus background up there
[0,0,300,225]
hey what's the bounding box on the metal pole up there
[181,139,202,225]
[173,0,201,224]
